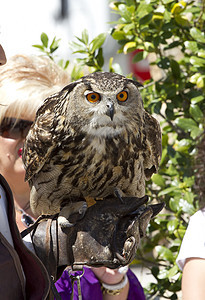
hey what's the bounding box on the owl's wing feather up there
[23,116,55,181]
[23,99,57,181]
[143,110,162,180]
[23,81,81,181]
[23,89,69,181]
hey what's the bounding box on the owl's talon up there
[114,189,124,203]
[58,216,75,228]
[58,201,88,228]
[78,202,88,216]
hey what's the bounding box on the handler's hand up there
[92,267,125,285]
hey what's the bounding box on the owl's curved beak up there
[106,103,114,121]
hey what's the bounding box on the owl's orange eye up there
[86,92,101,103]
[116,90,128,102]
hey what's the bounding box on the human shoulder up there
[0,181,14,246]
[0,174,13,198]
[177,208,205,270]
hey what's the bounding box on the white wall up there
[0,0,110,60]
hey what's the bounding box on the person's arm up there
[92,267,129,300]
[182,257,205,300]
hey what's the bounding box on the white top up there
[0,184,14,246]
[0,182,35,253]
[23,233,35,253]
[176,208,205,271]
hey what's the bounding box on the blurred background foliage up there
[34,0,205,298]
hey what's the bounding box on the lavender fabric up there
[55,267,146,300]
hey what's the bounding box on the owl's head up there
[62,72,144,137]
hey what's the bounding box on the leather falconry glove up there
[23,195,164,282]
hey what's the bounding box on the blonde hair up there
[0,54,70,123]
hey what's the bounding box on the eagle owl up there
[23,72,161,227]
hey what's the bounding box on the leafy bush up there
[110,1,204,298]
[34,0,205,298]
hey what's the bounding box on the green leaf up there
[136,2,153,18]
[190,27,205,43]
[169,198,180,212]
[152,13,164,28]
[139,13,153,25]
[168,265,179,279]
[196,76,205,88]
[178,198,196,214]
[155,245,174,262]
[132,51,144,63]
[81,29,89,45]
[95,47,104,68]
[109,57,114,72]
[184,41,198,53]
[190,126,203,139]
[132,50,148,63]
[190,56,205,67]
[58,59,70,69]
[70,64,84,81]
[175,15,190,27]
[165,41,181,50]
[184,190,195,203]
[111,30,125,40]
[189,72,201,84]
[153,101,162,114]
[174,228,186,239]
[151,266,159,278]
[189,104,203,122]
[50,37,60,53]
[91,33,106,53]
[41,32,49,48]
[118,4,132,22]
[163,0,174,3]
[170,59,180,78]
[158,186,179,196]
[198,50,205,58]
[152,174,166,188]
[160,148,168,164]
[157,268,169,279]
[167,145,176,159]
[171,1,187,14]
[63,60,70,70]
[123,23,135,33]
[191,95,204,104]
[123,41,136,54]
[167,219,178,233]
[69,41,86,53]
[144,42,155,52]
[174,139,191,152]
[175,118,198,131]
[157,57,170,69]
[32,44,45,50]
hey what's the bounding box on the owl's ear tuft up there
[131,79,143,89]
[61,79,82,94]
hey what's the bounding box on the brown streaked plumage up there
[23,72,161,227]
